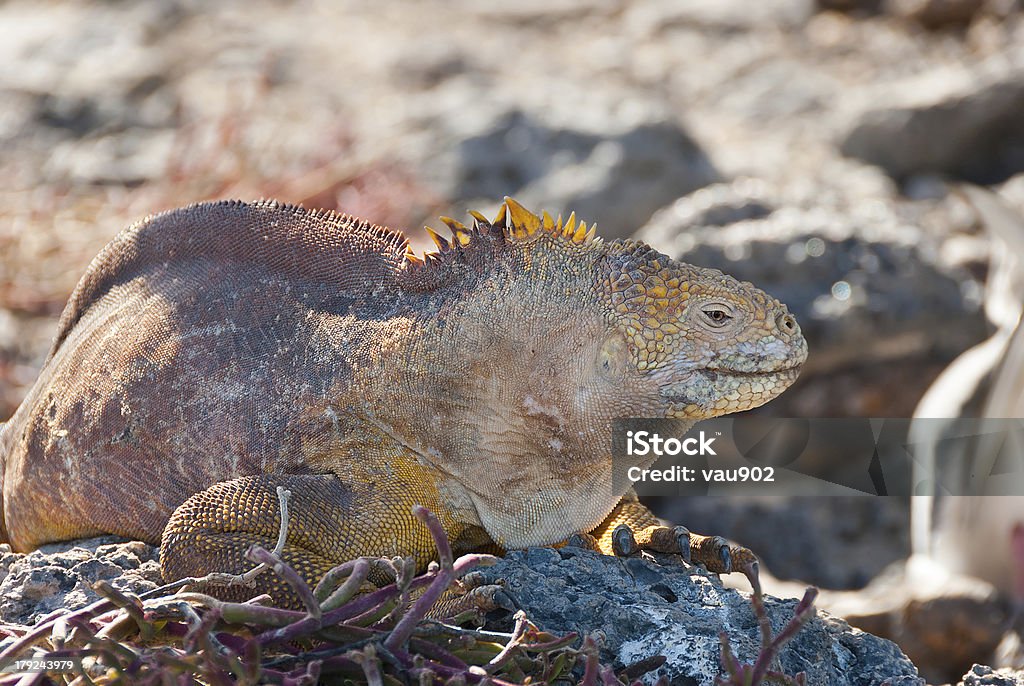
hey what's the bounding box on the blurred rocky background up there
[1,0,1023,683]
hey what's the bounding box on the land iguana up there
[0,198,807,605]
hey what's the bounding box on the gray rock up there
[420,97,719,240]
[819,0,1005,21]
[840,64,1024,184]
[478,547,924,686]
[812,559,1015,684]
[883,0,987,27]
[0,537,162,626]
[0,2,181,186]
[815,0,884,13]
[0,536,927,685]
[961,664,1024,686]
[1001,173,1024,217]
[623,0,815,33]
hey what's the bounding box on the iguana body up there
[0,199,807,604]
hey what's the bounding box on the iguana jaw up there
[658,365,803,418]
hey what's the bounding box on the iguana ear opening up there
[596,334,631,382]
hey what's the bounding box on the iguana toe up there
[689,534,760,580]
[611,524,640,556]
[565,532,601,551]
[432,579,516,618]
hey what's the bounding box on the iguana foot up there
[160,475,356,607]
[430,573,516,619]
[609,522,760,587]
[588,492,760,587]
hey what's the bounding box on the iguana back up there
[1,200,412,549]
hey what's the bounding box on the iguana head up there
[408,197,807,424]
[594,234,807,420]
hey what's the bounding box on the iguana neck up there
[352,256,628,547]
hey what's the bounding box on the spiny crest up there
[407,197,601,268]
[498,197,598,245]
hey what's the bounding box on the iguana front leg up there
[161,471,513,614]
[586,491,758,577]
[161,474,384,605]
[159,463,473,607]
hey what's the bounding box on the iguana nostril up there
[777,313,797,334]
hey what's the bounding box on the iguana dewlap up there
[0,198,807,604]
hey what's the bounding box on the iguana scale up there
[0,198,807,605]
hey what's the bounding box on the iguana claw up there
[612,524,639,556]
[673,526,692,563]
[690,534,733,573]
[565,532,600,550]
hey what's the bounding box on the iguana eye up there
[701,307,732,326]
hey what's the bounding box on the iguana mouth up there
[703,366,803,378]
[659,367,802,406]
